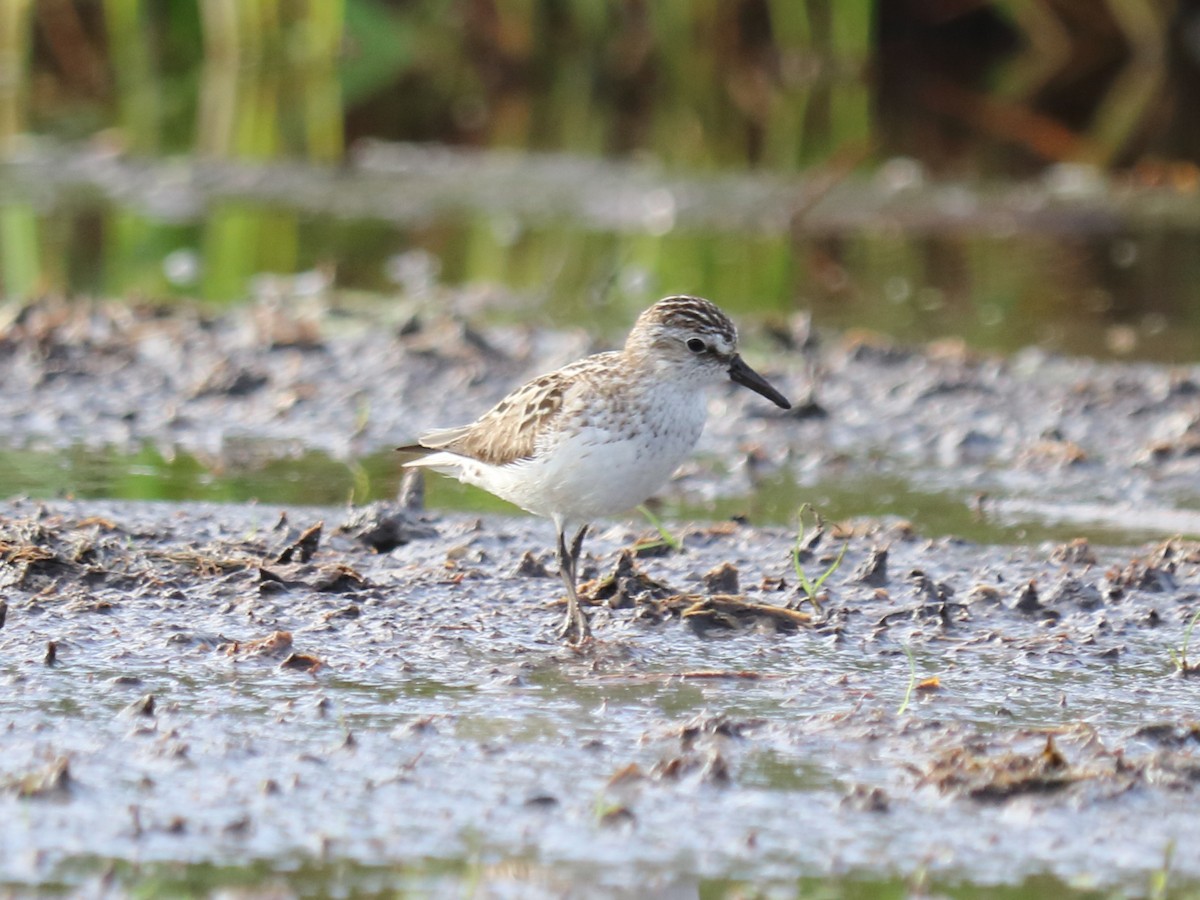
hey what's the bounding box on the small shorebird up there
[400,296,791,643]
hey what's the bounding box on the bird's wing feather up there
[413,366,578,466]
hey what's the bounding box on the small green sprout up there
[346,460,371,506]
[1169,608,1200,675]
[791,503,847,612]
[636,504,682,553]
[592,788,637,827]
[352,396,371,438]
[897,642,918,716]
[1149,839,1175,900]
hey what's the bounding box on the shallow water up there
[5,141,1200,364]
[2,443,1194,549]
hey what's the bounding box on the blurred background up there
[3,0,1200,357]
[4,0,1200,521]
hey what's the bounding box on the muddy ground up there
[2,297,1200,896]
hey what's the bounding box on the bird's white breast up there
[465,383,708,523]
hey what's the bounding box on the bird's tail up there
[396,443,468,476]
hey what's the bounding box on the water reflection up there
[0,442,1184,547]
[0,1,1198,361]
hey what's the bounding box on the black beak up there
[728,354,791,409]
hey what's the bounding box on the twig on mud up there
[588,670,774,682]
[152,549,259,574]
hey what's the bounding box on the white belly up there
[458,396,707,523]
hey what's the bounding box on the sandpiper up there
[400,295,791,643]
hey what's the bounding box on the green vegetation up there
[636,503,683,553]
[1149,839,1177,900]
[897,642,918,716]
[1169,608,1200,676]
[0,0,870,307]
[23,853,1190,899]
[790,502,847,612]
[3,1,1200,362]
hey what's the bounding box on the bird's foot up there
[556,606,592,645]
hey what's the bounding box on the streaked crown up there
[627,295,738,359]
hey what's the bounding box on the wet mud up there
[2,496,1199,895]
[4,298,1200,894]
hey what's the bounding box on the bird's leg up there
[555,526,582,641]
[570,524,588,569]
[556,524,591,643]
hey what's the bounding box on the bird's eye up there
[686,338,707,353]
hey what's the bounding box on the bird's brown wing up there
[410,368,573,466]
